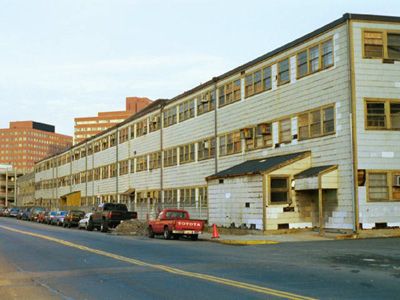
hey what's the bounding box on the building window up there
[149,152,161,170]
[101,137,108,151]
[198,90,216,115]
[365,99,400,130]
[279,118,291,143]
[368,171,400,202]
[163,148,177,167]
[179,143,195,164]
[119,160,129,175]
[198,186,208,206]
[109,133,117,147]
[179,99,195,122]
[87,169,93,182]
[298,106,334,140]
[74,149,80,161]
[164,189,177,206]
[80,171,86,183]
[180,188,196,207]
[278,58,290,85]
[136,120,147,137]
[364,30,400,60]
[219,131,241,156]
[297,39,333,78]
[149,115,161,133]
[163,107,177,128]
[94,167,100,181]
[110,163,117,178]
[130,125,135,139]
[136,155,148,172]
[218,79,241,107]
[119,127,129,143]
[87,144,93,155]
[198,138,216,161]
[245,123,273,151]
[270,177,289,204]
[101,165,109,179]
[130,158,135,173]
[80,147,86,158]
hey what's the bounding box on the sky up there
[1,0,400,137]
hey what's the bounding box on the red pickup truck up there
[147,209,204,241]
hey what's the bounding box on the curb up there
[335,232,400,240]
[208,239,280,245]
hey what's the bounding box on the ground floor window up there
[269,177,290,204]
[368,170,400,201]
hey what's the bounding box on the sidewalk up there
[199,228,400,245]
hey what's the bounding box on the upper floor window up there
[179,99,195,122]
[298,106,335,140]
[278,58,290,85]
[244,123,273,151]
[368,171,400,202]
[218,79,241,107]
[136,120,147,137]
[101,137,108,151]
[149,152,162,170]
[198,137,216,161]
[297,39,333,78]
[109,133,117,147]
[365,99,400,130]
[219,131,241,156]
[136,155,148,172]
[130,124,135,139]
[198,90,216,115]
[164,148,177,167]
[364,30,400,60]
[119,127,129,143]
[179,143,195,164]
[149,115,161,133]
[163,107,177,128]
[279,118,291,143]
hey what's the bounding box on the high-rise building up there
[0,121,72,173]
[74,97,152,144]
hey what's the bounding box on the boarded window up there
[364,31,383,58]
[279,118,291,143]
[368,173,388,200]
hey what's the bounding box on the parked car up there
[38,211,49,223]
[63,210,86,228]
[52,211,67,226]
[17,209,25,220]
[8,208,20,218]
[28,207,45,222]
[78,213,93,230]
[21,207,33,220]
[147,209,205,241]
[45,211,57,224]
[87,203,137,232]
[0,208,6,216]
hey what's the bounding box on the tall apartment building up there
[74,97,152,144]
[0,121,72,173]
[35,14,400,232]
[0,165,23,207]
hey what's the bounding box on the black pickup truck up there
[87,203,137,232]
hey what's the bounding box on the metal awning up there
[206,151,310,180]
[294,165,338,190]
[122,188,135,196]
[60,191,81,199]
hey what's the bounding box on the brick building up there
[0,121,72,173]
[74,97,152,144]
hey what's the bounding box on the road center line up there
[0,225,317,300]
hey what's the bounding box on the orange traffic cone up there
[212,223,220,238]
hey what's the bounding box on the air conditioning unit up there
[201,95,209,103]
[240,128,253,139]
[203,141,209,149]
[395,175,400,187]
[151,116,158,124]
[256,123,271,135]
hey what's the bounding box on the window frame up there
[197,90,216,115]
[365,99,400,130]
[362,29,400,60]
[179,143,195,165]
[163,147,178,167]
[179,99,195,122]
[279,118,292,144]
[163,106,177,128]
[277,58,290,85]
[269,176,290,205]
[218,131,242,157]
[298,105,336,140]
[198,137,216,161]
[367,170,400,202]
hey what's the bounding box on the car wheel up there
[68,222,71,228]
[87,219,94,231]
[100,219,108,232]
[63,222,67,228]
[191,234,198,241]
[163,227,171,240]
[148,226,155,238]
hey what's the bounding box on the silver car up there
[78,213,93,230]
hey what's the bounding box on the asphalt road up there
[0,217,399,300]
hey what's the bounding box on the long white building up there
[34,13,400,232]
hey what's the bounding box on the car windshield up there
[60,212,67,216]
[165,211,188,218]
[103,204,128,211]
[50,212,56,216]
[11,209,19,212]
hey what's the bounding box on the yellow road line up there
[0,225,317,300]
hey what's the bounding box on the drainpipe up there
[346,16,359,233]
[116,128,119,203]
[213,77,218,174]
[160,105,164,208]
[85,142,88,207]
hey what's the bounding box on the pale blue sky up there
[1,0,400,137]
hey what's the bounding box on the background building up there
[0,121,72,173]
[0,165,23,207]
[74,97,152,144]
[16,171,35,207]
